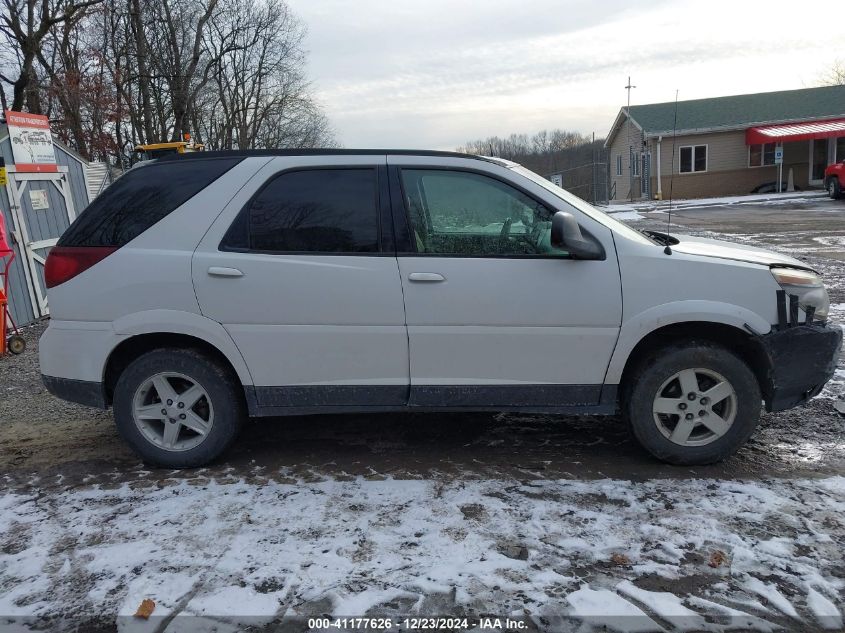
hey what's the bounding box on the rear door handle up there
[208,266,244,278]
[408,272,445,282]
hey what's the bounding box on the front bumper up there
[755,323,843,412]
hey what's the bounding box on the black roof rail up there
[154,148,499,163]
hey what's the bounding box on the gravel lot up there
[1,197,843,632]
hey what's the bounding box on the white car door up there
[193,155,409,410]
[388,157,622,409]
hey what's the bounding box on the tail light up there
[44,246,118,289]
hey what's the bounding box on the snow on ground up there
[828,304,845,402]
[713,229,845,259]
[603,191,828,214]
[828,303,845,322]
[2,474,844,631]
[606,210,645,221]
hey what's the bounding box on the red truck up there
[825,160,844,199]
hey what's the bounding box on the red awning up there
[746,118,845,145]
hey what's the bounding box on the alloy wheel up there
[652,367,737,447]
[132,372,214,452]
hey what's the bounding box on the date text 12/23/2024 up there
[308,617,528,630]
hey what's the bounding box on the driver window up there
[400,169,566,256]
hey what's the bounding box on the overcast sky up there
[286,0,844,150]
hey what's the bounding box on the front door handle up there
[408,272,445,282]
[208,266,244,278]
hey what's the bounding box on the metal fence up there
[548,147,610,206]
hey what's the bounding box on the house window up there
[749,143,776,167]
[616,155,623,176]
[630,148,640,176]
[679,145,707,173]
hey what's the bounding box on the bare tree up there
[0,0,103,112]
[196,0,334,149]
[1,0,336,165]
[34,1,107,157]
[459,129,606,202]
[146,0,218,140]
[819,60,845,86]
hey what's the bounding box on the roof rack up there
[154,148,497,163]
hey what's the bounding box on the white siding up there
[85,161,110,200]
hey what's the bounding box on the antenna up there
[624,76,636,106]
[624,77,636,202]
[665,89,679,255]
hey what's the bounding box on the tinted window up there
[59,158,242,247]
[400,169,566,257]
[229,169,378,253]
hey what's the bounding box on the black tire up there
[624,341,761,465]
[828,177,842,200]
[113,348,244,468]
[7,335,26,355]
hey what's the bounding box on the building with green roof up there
[605,85,845,201]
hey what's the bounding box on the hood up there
[649,232,814,271]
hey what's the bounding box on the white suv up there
[40,150,842,468]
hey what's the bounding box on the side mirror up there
[550,211,603,260]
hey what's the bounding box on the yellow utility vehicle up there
[134,134,205,161]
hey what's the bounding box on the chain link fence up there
[547,147,610,206]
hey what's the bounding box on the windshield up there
[511,165,655,246]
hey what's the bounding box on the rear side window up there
[59,158,242,247]
[223,168,378,253]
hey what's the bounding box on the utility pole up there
[625,76,636,202]
[591,131,596,204]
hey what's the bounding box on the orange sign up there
[4,110,58,173]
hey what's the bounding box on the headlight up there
[771,267,829,321]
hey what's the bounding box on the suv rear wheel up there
[828,177,842,200]
[625,342,761,465]
[113,348,244,468]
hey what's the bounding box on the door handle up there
[408,272,445,282]
[207,266,244,278]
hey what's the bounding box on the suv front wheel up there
[625,342,761,465]
[113,348,244,468]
